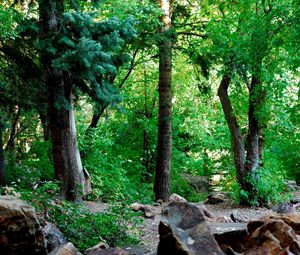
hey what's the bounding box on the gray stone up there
[0,195,47,255]
[157,201,223,255]
[49,242,82,255]
[86,242,109,255]
[123,245,151,255]
[87,247,129,255]
[43,222,67,252]
[205,192,229,205]
[169,193,187,203]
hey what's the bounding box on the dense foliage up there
[0,0,299,249]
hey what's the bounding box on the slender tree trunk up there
[39,110,50,141]
[154,0,173,201]
[0,123,5,185]
[39,0,91,201]
[87,103,108,130]
[217,73,246,185]
[6,106,20,151]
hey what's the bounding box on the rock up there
[157,201,223,255]
[87,248,129,255]
[215,216,233,223]
[144,205,156,219]
[123,245,151,255]
[205,192,229,205]
[183,174,211,193]
[86,242,109,255]
[169,193,187,203]
[272,202,295,213]
[211,222,248,253]
[130,203,156,219]
[130,202,143,212]
[43,222,67,252]
[230,210,248,223]
[49,242,82,255]
[193,203,213,218]
[246,216,300,255]
[0,195,47,255]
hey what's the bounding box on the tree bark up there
[39,0,91,201]
[217,73,246,185]
[154,0,173,202]
[0,123,5,186]
[243,76,261,194]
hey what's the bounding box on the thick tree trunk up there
[154,0,172,202]
[39,0,91,201]
[243,76,261,194]
[217,73,246,185]
[0,123,5,186]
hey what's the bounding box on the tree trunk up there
[39,0,91,201]
[0,123,5,186]
[87,103,108,130]
[6,106,20,152]
[217,73,246,185]
[243,76,261,195]
[154,0,173,202]
[39,110,50,141]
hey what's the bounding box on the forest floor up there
[134,202,276,253]
[84,196,293,253]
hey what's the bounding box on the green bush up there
[10,182,140,251]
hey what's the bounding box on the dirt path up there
[84,200,279,253]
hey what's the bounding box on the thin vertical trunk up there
[6,106,20,151]
[39,0,91,201]
[39,110,50,141]
[0,123,5,185]
[154,0,172,201]
[217,73,246,185]
[87,103,108,130]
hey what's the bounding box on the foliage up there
[0,0,299,218]
[1,181,140,251]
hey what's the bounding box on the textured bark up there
[243,76,261,193]
[154,0,172,201]
[0,124,5,185]
[218,71,265,203]
[217,73,246,185]
[39,0,90,201]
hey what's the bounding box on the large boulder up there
[245,215,300,255]
[215,214,300,255]
[0,195,47,255]
[157,201,223,255]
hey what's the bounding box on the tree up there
[207,0,296,204]
[38,0,87,201]
[37,0,137,200]
[153,0,173,201]
[0,121,5,185]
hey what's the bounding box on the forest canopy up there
[0,0,299,248]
